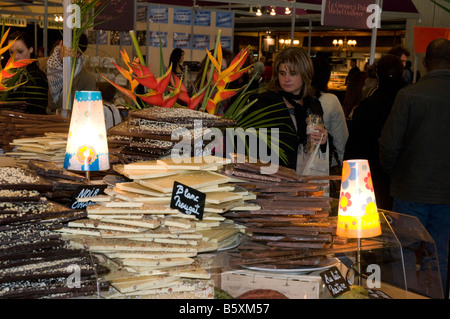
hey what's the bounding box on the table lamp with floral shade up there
[63,91,110,182]
[337,159,382,285]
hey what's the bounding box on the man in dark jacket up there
[345,54,405,211]
[379,38,450,294]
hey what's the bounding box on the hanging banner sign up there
[193,34,210,50]
[149,6,169,24]
[98,30,108,45]
[173,8,192,25]
[194,10,211,27]
[216,12,233,28]
[321,0,379,29]
[121,32,132,46]
[38,20,62,30]
[0,17,27,27]
[414,27,450,53]
[215,35,232,50]
[148,31,168,48]
[95,0,135,31]
[173,32,190,49]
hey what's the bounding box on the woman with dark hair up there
[342,69,366,119]
[168,48,185,79]
[344,54,406,210]
[2,30,48,114]
[248,47,328,173]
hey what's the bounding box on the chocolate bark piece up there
[129,138,174,150]
[108,121,175,141]
[0,189,41,202]
[120,145,171,156]
[224,167,283,182]
[107,134,132,146]
[232,162,301,181]
[28,160,87,183]
[0,166,53,192]
[0,199,85,226]
[0,277,102,299]
[129,106,236,127]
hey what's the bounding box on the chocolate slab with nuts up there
[28,160,87,183]
[0,199,86,226]
[0,189,41,202]
[129,106,236,127]
[0,166,53,192]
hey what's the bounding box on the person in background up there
[262,58,273,83]
[379,38,450,291]
[345,54,406,210]
[311,56,348,167]
[342,69,366,120]
[345,58,360,86]
[1,30,48,114]
[247,47,328,174]
[362,62,378,99]
[250,55,265,88]
[388,45,411,85]
[46,33,97,115]
[97,82,123,130]
[168,48,185,79]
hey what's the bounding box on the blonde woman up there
[249,47,328,174]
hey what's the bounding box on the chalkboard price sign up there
[320,266,351,298]
[170,181,206,220]
[71,184,107,210]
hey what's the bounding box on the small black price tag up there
[367,289,392,299]
[320,266,351,298]
[71,184,107,210]
[170,181,206,220]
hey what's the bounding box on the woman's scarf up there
[280,90,323,146]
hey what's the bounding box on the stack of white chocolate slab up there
[58,156,252,299]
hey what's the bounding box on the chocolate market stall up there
[1,155,439,299]
[0,108,441,299]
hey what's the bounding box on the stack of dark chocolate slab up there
[107,106,236,163]
[25,160,89,207]
[0,111,70,152]
[0,166,108,299]
[223,161,345,270]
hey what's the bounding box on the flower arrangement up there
[0,28,34,92]
[99,30,290,164]
[100,31,252,116]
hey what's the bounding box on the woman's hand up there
[310,126,328,145]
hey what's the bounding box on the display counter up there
[0,156,443,299]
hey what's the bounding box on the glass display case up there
[379,209,443,299]
[214,208,443,299]
[328,71,347,91]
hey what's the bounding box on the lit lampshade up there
[336,159,381,238]
[64,91,110,173]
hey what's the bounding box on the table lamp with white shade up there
[63,91,110,182]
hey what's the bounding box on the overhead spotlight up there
[285,7,291,15]
[270,7,276,16]
[256,8,262,16]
